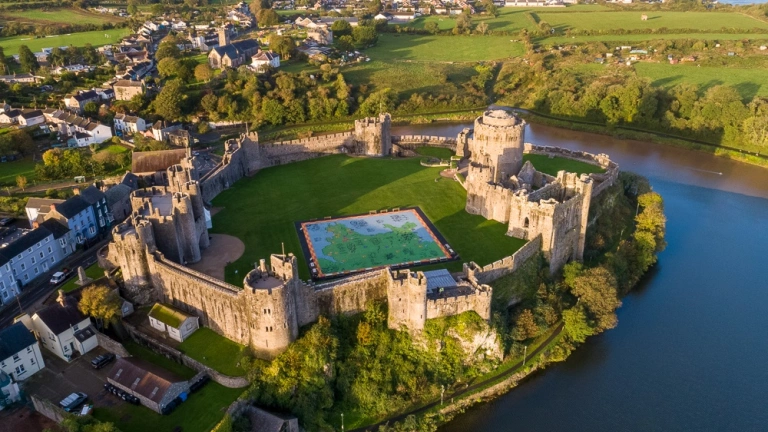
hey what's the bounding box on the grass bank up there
[178,328,248,377]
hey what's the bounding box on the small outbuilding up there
[107,357,190,414]
[148,303,199,342]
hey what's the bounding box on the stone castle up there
[103,110,618,359]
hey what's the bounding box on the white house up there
[31,292,97,362]
[0,322,45,383]
[250,50,280,72]
[114,113,147,134]
[18,110,45,127]
[43,109,113,146]
[148,303,199,342]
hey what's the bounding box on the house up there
[0,74,39,84]
[113,80,145,101]
[391,11,416,21]
[65,90,101,113]
[0,219,74,301]
[0,109,21,124]
[31,291,97,362]
[43,110,113,146]
[18,110,45,127]
[46,195,99,244]
[114,113,147,135]
[148,303,199,342]
[25,197,65,227]
[306,26,333,45]
[318,17,359,27]
[250,50,280,72]
[75,185,113,235]
[208,30,260,69]
[166,129,192,147]
[104,183,133,222]
[107,357,190,414]
[0,322,45,383]
[151,120,182,142]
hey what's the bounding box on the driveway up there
[22,347,126,411]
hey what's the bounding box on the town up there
[0,0,765,431]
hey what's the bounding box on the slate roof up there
[104,183,132,206]
[211,39,259,59]
[121,172,139,189]
[131,149,186,174]
[1,109,21,119]
[26,197,64,214]
[114,80,143,88]
[79,185,106,206]
[39,219,70,239]
[73,325,96,343]
[107,357,184,403]
[53,195,91,219]
[0,227,54,265]
[72,90,99,102]
[34,297,89,334]
[20,110,43,119]
[0,322,37,360]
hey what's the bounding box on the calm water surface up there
[394,122,768,431]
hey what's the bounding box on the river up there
[393,122,768,431]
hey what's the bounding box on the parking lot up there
[22,347,128,412]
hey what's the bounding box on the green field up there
[635,62,768,98]
[0,27,131,56]
[178,328,247,377]
[368,34,524,62]
[543,32,768,44]
[211,154,527,283]
[522,154,605,177]
[536,11,768,32]
[0,158,38,187]
[60,263,106,293]
[93,342,241,432]
[403,6,608,32]
[344,60,477,100]
[2,8,124,26]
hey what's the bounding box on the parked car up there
[60,392,88,412]
[49,268,71,285]
[0,217,15,226]
[91,353,116,369]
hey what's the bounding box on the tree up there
[151,79,186,121]
[15,175,27,191]
[562,307,595,344]
[18,45,39,73]
[268,34,295,60]
[249,0,271,16]
[564,264,621,331]
[78,284,121,329]
[155,39,181,61]
[331,20,353,37]
[194,63,214,82]
[425,21,440,34]
[127,0,138,15]
[157,57,182,78]
[352,25,378,48]
[257,8,280,27]
[511,309,539,341]
[453,13,472,35]
[476,22,489,35]
[83,101,99,117]
[336,35,355,53]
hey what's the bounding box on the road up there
[0,245,102,328]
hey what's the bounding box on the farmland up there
[535,10,768,32]
[0,28,131,56]
[1,8,125,26]
[366,34,524,62]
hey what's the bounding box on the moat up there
[391,122,768,430]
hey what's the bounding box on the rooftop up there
[0,322,37,360]
[148,303,192,328]
[107,357,184,403]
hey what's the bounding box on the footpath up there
[352,322,564,431]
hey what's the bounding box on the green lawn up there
[211,154,527,283]
[536,11,768,32]
[522,154,605,177]
[0,27,131,56]
[634,62,768,99]
[100,144,129,155]
[93,341,241,432]
[60,263,107,293]
[414,146,454,159]
[178,328,247,377]
[0,158,38,186]
[123,340,197,379]
[2,8,124,26]
[367,34,524,62]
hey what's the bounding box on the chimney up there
[56,289,66,307]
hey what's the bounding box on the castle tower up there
[172,192,202,264]
[468,109,526,184]
[243,254,300,359]
[387,270,428,332]
[353,113,392,156]
[218,28,230,47]
[110,220,156,304]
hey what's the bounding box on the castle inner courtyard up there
[297,208,457,279]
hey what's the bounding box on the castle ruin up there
[104,110,618,359]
